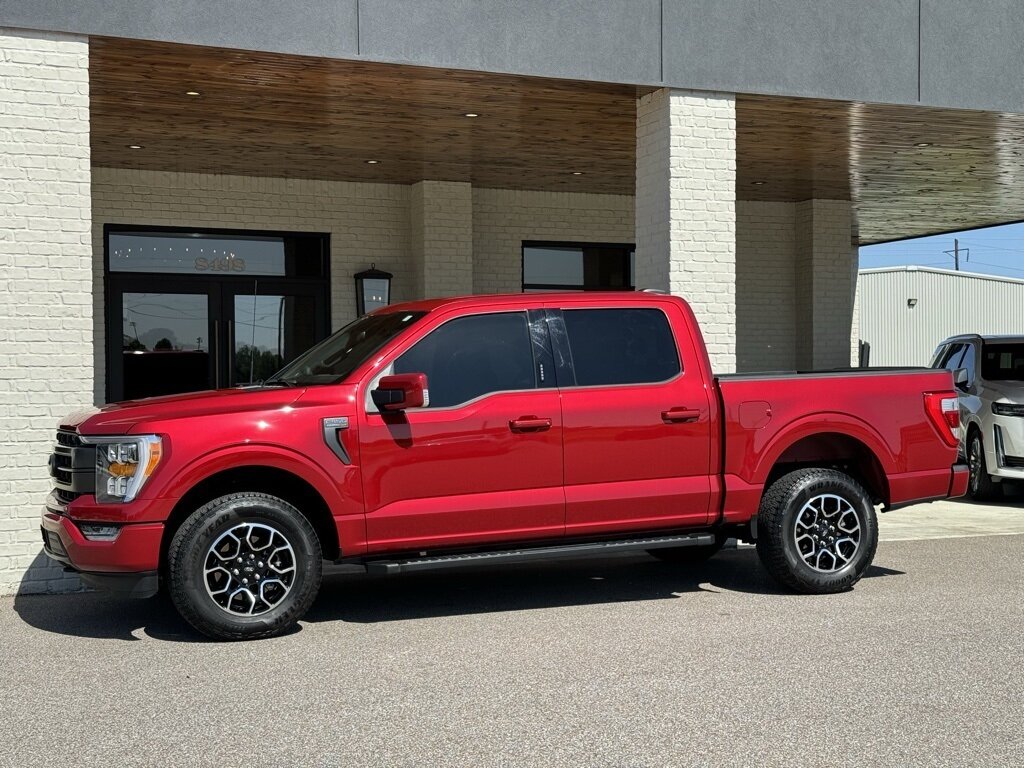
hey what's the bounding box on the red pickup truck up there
[43,292,967,640]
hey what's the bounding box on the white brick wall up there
[472,188,634,294]
[635,89,737,373]
[91,168,414,403]
[0,29,92,596]
[795,199,856,369]
[736,201,798,371]
[412,181,474,297]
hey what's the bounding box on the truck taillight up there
[924,392,960,448]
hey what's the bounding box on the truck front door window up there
[393,312,537,407]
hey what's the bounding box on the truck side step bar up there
[365,532,718,575]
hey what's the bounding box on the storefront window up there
[522,241,635,292]
[108,230,326,278]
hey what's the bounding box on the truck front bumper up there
[41,493,163,598]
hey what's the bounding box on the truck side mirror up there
[372,373,428,411]
[954,367,969,392]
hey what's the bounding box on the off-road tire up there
[968,428,1001,502]
[168,492,323,641]
[755,468,878,594]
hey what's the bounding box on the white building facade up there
[857,267,1024,367]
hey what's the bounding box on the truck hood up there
[64,387,306,435]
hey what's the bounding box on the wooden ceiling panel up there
[90,38,1024,244]
[89,37,639,194]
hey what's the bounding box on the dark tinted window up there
[394,313,536,407]
[981,342,1024,381]
[934,343,966,371]
[563,308,680,386]
[958,343,977,386]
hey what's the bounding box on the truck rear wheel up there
[167,492,323,641]
[755,469,877,594]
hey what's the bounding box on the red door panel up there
[552,302,714,536]
[561,381,712,535]
[359,390,565,551]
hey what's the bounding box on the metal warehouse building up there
[858,267,1024,367]
[8,2,1024,594]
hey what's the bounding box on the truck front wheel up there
[755,469,878,594]
[167,492,323,641]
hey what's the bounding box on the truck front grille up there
[50,430,95,502]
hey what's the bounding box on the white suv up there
[930,335,1024,500]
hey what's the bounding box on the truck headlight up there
[94,436,162,503]
[992,402,1024,417]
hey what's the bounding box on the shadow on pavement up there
[305,548,905,625]
[12,549,906,640]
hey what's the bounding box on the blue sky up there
[860,222,1024,280]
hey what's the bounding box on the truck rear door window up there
[562,308,680,386]
[394,312,537,407]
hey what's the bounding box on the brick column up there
[0,29,92,595]
[795,200,857,370]
[635,88,736,373]
[410,180,473,299]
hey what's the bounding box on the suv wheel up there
[968,430,1001,502]
[168,492,323,641]
[756,468,878,594]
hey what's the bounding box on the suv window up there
[958,343,976,386]
[981,342,1024,381]
[935,342,966,371]
[563,308,680,386]
[393,312,537,407]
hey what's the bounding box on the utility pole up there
[943,239,968,271]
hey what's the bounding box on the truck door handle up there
[509,416,552,432]
[662,408,701,423]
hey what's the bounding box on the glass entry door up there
[227,283,325,388]
[118,287,217,400]
[105,227,330,402]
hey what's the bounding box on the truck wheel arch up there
[756,420,894,507]
[159,447,347,566]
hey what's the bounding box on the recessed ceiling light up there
[463,113,479,118]
[365,160,379,164]
[751,180,766,185]
[571,171,584,176]
[916,142,932,148]
[185,90,201,97]
[127,144,143,150]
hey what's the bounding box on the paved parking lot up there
[2,497,1022,767]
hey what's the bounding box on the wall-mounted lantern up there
[354,264,393,316]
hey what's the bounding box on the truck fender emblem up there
[322,417,351,465]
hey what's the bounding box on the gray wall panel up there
[920,0,1024,112]
[359,0,661,84]
[0,0,358,59]
[663,0,919,103]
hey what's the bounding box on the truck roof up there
[380,291,679,315]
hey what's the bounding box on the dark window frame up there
[521,240,636,292]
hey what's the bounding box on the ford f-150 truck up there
[43,292,968,640]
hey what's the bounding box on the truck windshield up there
[268,311,426,386]
[981,342,1024,381]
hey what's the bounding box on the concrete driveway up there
[2,496,1022,767]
